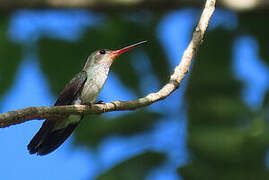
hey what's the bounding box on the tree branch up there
[0,0,216,128]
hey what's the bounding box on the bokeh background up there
[1,0,269,179]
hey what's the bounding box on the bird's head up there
[84,41,147,69]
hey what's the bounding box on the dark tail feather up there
[27,119,79,156]
[27,121,53,154]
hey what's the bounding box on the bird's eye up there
[99,50,106,54]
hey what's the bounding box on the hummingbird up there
[27,41,146,155]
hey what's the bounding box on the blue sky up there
[0,9,268,180]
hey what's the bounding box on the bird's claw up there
[95,100,104,104]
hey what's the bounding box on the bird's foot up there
[95,100,106,113]
[95,100,104,104]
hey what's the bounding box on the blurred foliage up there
[0,15,21,99]
[238,11,269,66]
[97,152,165,180]
[179,17,269,179]
[74,110,162,148]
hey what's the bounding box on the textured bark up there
[0,0,216,128]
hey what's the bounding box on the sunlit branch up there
[0,0,216,128]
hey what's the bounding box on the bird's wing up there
[27,71,87,155]
[55,70,87,105]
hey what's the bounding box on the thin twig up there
[0,0,216,128]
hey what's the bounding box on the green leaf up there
[0,15,21,97]
[38,38,90,95]
[238,12,269,66]
[97,151,165,180]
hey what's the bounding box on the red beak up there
[111,41,147,58]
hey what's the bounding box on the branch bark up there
[0,0,216,128]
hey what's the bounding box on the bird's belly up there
[80,81,102,104]
[79,67,109,104]
[53,115,81,130]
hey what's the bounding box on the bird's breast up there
[80,67,109,104]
